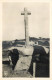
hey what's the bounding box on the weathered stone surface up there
[14,46,34,71]
[21,8,31,46]
[14,56,32,71]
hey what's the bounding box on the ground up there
[2,64,32,77]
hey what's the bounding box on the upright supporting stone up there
[33,62,36,77]
[21,8,31,46]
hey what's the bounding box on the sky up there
[3,2,50,41]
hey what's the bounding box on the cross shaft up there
[21,8,31,46]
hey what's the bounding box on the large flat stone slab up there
[14,46,34,71]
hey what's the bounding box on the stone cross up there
[21,8,31,46]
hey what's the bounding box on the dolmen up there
[8,45,49,77]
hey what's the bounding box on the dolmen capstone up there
[14,46,34,71]
[8,46,34,71]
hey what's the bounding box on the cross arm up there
[21,12,31,15]
[28,12,31,15]
[21,10,31,15]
